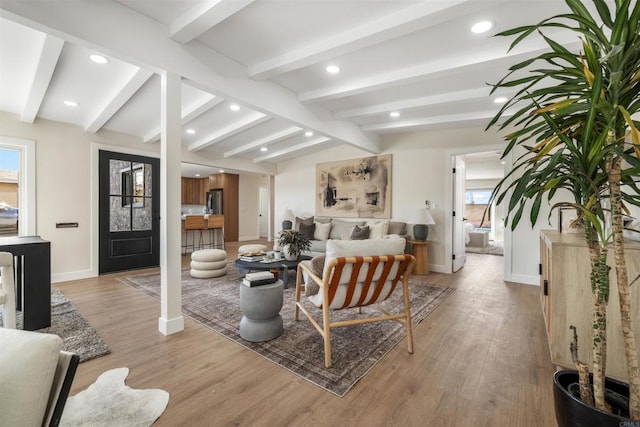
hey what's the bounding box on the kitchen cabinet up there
[208,173,239,242]
[539,230,640,382]
[181,177,205,205]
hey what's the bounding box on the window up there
[0,137,35,236]
[466,189,492,205]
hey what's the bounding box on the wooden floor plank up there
[53,243,556,426]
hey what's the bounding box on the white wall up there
[0,112,158,281]
[275,126,565,284]
[0,112,272,281]
[238,173,269,241]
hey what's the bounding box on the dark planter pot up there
[553,370,631,427]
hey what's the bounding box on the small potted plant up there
[277,229,311,261]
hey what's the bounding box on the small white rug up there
[60,368,169,427]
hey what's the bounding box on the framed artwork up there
[316,154,392,218]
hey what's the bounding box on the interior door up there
[452,156,467,272]
[258,186,269,238]
[99,150,160,274]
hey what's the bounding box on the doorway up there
[258,186,269,239]
[445,144,510,276]
[99,150,160,273]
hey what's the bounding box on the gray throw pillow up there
[299,222,315,240]
[305,255,325,296]
[294,216,314,231]
[350,225,370,240]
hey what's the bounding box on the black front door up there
[99,150,160,274]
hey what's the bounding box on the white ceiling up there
[0,0,588,173]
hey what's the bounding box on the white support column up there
[159,71,184,335]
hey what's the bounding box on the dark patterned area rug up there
[118,266,453,397]
[0,289,111,362]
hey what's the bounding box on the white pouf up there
[238,244,268,254]
[190,249,227,278]
[191,249,227,262]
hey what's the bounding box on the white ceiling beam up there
[334,87,500,119]
[85,67,153,133]
[144,94,221,143]
[1,0,379,154]
[361,110,515,132]
[253,137,330,163]
[20,34,64,123]
[169,0,256,44]
[299,38,582,103]
[224,126,302,158]
[188,112,268,151]
[248,0,491,80]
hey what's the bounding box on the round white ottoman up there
[237,244,268,254]
[190,249,227,278]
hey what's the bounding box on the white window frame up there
[0,136,36,236]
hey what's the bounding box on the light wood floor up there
[54,242,556,426]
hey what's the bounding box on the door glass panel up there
[109,160,153,232]
[110,196,131,232]
[132,199,152,231]
[143,162,152,197]
[109,160,129,195]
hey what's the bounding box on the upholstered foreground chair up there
[294,238,415,368]
[0,251,16,328]
[0,328,80,427]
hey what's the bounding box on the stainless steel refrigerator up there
[207,189,223,214]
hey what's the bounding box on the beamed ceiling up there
[0,0,597,175]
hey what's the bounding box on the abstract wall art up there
[316,154,391,218]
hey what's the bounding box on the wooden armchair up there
[295,252,416,368]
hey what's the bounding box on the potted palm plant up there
[277,229,311,261]
[486,0,640,423]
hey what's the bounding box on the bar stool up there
[205,214,225,250]
[183,215,206,254]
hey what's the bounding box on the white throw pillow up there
[313,222,332,241]
[366,220,389,239]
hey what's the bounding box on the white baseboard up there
[428,264,447,274]
[52,269,97,284]
[506,273,539,286]
[158,316,184,335]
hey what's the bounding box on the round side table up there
[239,280,284,342]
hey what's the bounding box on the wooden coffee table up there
[234,255,312,288]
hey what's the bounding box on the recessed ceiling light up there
[389,111,400,118]
[494,96,508,104]
[471,20,494,34]
[219,169,225,173]
[186,129,196,134]
[260,147,268,152]
[229,104,240,111]
[305,131,313,137]
[195,173,200,177]
[89,54,109,64]
[326,65,341,74]
[63,100,79,107]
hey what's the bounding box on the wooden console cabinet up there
[539,230,640,381]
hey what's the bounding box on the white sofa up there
[290,217,412,256]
